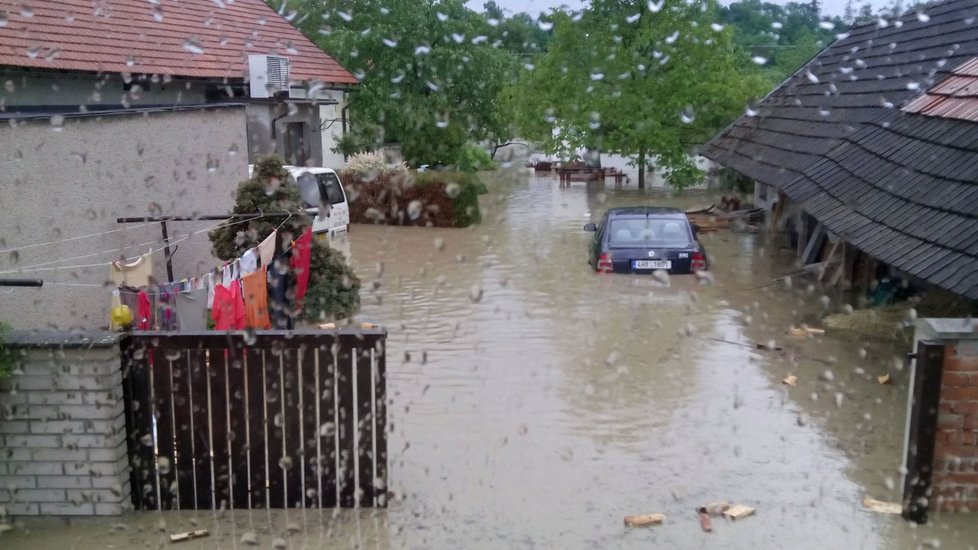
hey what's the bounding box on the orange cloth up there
[240,268,271,329]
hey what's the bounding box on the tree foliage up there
[290,0,521,168]
[512,0,767,188]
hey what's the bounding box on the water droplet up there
[273,412,283,427]
[320,422,335,437]
[451,32,465,43]
[472,35,488,44]
[805,70,819,84]
[414,45,431,55]
[182,38,204,54]
[444,182,461,198]
[537,19,553,31]
[906,81,920,90]
[50,114,65,132]
[917,11,930,22]
[272,538,287,550]
[680,106,695,124]
[425,80,440,91]
[382,38,397,48]
[0,11,8,27]
[158,456,171,475]
[771,21,783,30]
[240,532,259,545]
[819,20,835,30]
[836,32,850,40]
[140,433,153,447]
[665,31,679,44]
[877,17,889,28]
[433,237,446,251]
[436,11,448,22]
[279,456,293,471]
[20,3,33,17]
[711,22,724,31]
[745,103,759,116]
[626,13,641,24]
[751,55,768,65]
[652,269,671,285]
[647,0,664,13]
[337,11,352,22]
[407,200,423,220]
[152,6,163,22]
[589,72,604,81]
[435,114,449,129]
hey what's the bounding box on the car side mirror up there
[583,222,597,232]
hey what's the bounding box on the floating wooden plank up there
[696,508,714,532]
[170,529,209,543]
[703,501,730,516]
[878,373,891,385]
[624,513,665,527]
[722,504,755,521]
[782,375,798,386]
[862,497,901,514]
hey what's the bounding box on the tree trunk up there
[637,150,646,189]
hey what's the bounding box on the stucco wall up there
[0,107,249,330]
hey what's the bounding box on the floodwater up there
[6,171,978,549]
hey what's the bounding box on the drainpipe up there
[341,103,350,162]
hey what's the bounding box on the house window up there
[283,122,307,166]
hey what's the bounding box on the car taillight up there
[691,251,707,272]
[597,252,614,273]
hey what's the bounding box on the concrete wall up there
[0,106,249,330]
[318,90,346,169]
[0,331,130,516]
[0,69,208,108]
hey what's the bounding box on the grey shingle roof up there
[702,0,978,300]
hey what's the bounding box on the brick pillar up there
[910,319,978,515]
[0,331,131,516]
[933,339,978,512]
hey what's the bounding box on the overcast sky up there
[464,0,890,18]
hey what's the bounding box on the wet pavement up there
[5,171,978,549]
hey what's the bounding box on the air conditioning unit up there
[248,54,290,98]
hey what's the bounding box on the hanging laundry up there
[157,282,180,331]
[206,271,216,309]
[240,248,259,276]
[212,281,246,331]
[241,268,271,329]
[290,227,313,304]
[257,230,277,267]
[136,290,153,330]
[267,256,293,330]
[222,261,234,287]
[174,287,208,331]
[109,252,154,288]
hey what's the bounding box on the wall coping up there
[915,318,978,339]
[5,330,123,348]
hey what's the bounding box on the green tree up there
[289,0,519,168]
[512,0,766,188]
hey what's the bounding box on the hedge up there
[340,170,485,228]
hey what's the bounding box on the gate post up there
[901,340,944,523]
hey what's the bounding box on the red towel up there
[212,281,246,330]
[136,290,152,330]
[290,227,313,304]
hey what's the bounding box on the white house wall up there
[0,107,249,330]
[318,89,346,169]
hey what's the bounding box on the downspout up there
[341,103,350,162]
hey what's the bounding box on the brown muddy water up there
[5,171,977,549]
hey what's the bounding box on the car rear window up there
[607,218,691,246]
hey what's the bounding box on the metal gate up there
[121,330,387,510]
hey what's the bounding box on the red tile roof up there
[903,57,978,122]
[0,0,357,85]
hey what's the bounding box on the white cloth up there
[240,249,259,276]
[258,231,277,267]
[206,272,216,309]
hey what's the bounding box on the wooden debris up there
[878,373,891,385]
[360,322,379,329]
[862,497,901,514]
[170,529,209,543]
[624,513,665,527]
[319,322,337,329]
[703,501,730,516]
[722,504,756,521]
[788,327,826,337]
[782,375,798,386]
[696,508,714,532]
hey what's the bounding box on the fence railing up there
[121,330,387,511]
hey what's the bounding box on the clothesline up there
[0,220,161,255]
[0,215,261,276]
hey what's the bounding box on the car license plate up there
[632,260,671,270]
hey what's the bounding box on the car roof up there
[605,207,686,219]
[285,166,338,176]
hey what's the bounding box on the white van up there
[247,164,351,242]
[286,166,350,242]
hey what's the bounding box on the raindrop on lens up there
[680,106,695,124]
[407,200,423,220]
[537,20,553,31]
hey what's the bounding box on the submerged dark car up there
[584,207,708,274]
